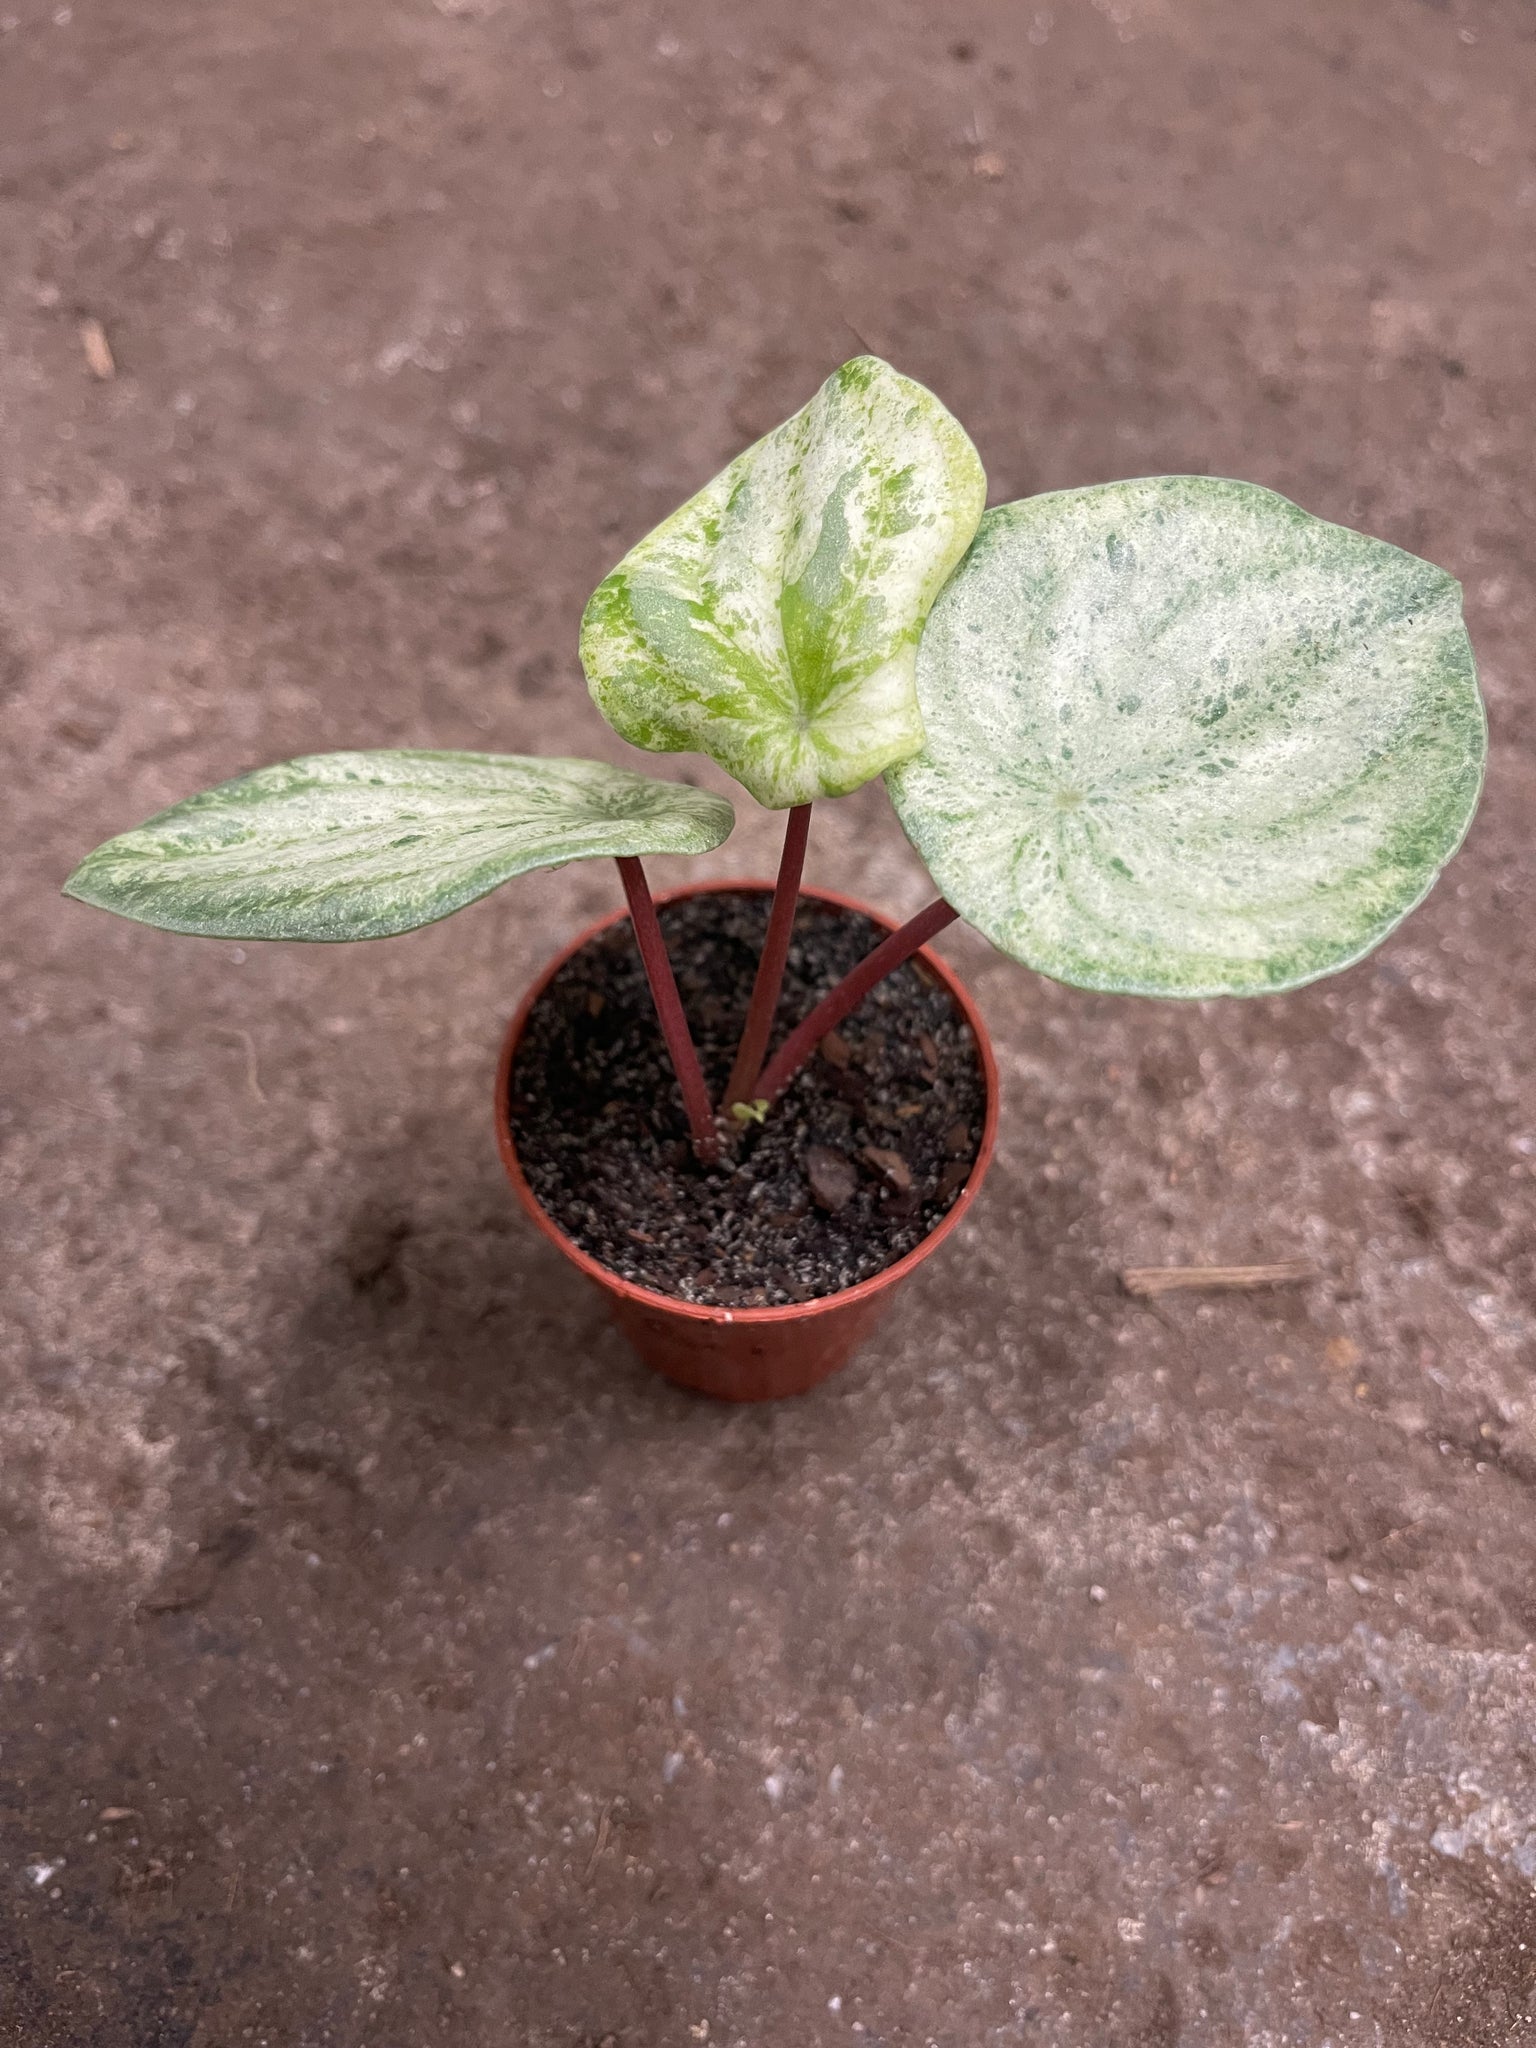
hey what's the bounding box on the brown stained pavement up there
[3,1,1536,2042]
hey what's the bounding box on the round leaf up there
[887,479,1485,997]
[63,751,734,941]
[580,355,986,809]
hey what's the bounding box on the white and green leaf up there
[887,478,1485,997]
[63,751,735,941]
[580,355,986,809]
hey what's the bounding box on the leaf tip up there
[60,852,107,910]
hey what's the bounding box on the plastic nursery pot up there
[495,880,999,1403]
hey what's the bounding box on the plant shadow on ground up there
[259,1104,1113,1494]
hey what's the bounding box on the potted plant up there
[64,357,1486,1401]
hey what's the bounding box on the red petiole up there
[615,856,720,1166]
[751,897,960,1108]
[616,847,957,1165]
[720,803,812,1114]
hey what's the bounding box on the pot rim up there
[495,877,1000,1327]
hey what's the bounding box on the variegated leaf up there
[580,355,986,809]
[63,751,734,941]
[888,478,1485,997]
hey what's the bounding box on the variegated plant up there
[65,355,1485,1192]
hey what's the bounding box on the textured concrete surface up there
[3,0,1535,2042]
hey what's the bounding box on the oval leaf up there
[63,751,734,941]
[580,355,986,809]
[887,479,1485,997]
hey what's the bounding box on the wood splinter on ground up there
[1119,1259,1317,1298]
[78,317,115,379]
[584,1800,614,1882]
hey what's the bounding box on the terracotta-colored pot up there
[494,881,999,1402]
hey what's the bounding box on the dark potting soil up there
[508,890,988,1308]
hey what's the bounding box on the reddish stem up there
[753,897,960,1108]
[721,803,812,1112]
[615,857,720,1166]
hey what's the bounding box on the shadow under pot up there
[495,880,998,1402]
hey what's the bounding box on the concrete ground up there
[3,0,1535,2041]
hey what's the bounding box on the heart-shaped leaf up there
[580,355,986,809]
[63,751,734,941]
[887,479,1485,996]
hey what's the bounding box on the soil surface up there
[511,891,986,1306]
[4,2,1536,2045]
